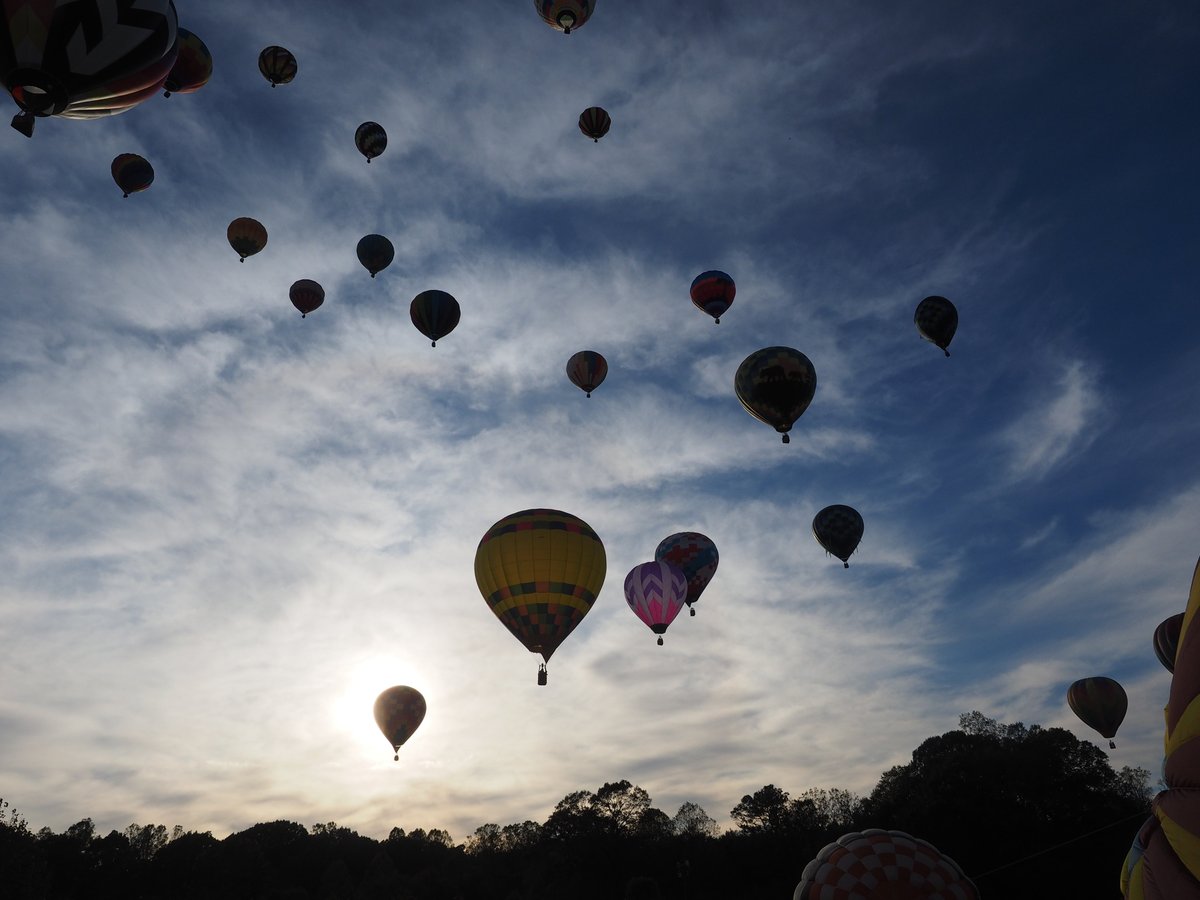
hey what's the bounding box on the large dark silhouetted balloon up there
[373,686,426,761]
[1155,613,1185,674]
[535,0,594,34]
[289,279,324,318]
[1067,676,1127,748]
[794,829,979,900]
[734,347,816,444]
[227,217,267,262]
[258,46,297,86]
[566,350,607,397]
[625,560,687,646]
[474,509,606,684]
[690,271,735,323]
[163,29,212,97]
[812,505,864,568]
[410,290,460,347]
[356,234,394,278]
[578,106,610,142]
[655,532,718,617]
[915,295,958,357]
[111,154,154,198]
[355,121,387,163]
[1,0,178,137]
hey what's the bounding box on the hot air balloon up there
[1121,558,1200,899]
[258,46,297,87]
[1,0,179,137]
[289,279,324,318]
[410,290,460,347]
[227,217,267,262]
[654,532,718,617]
[566,351,607,397]
[1155,613,1185,674]
[734,347,817,444]
[812,505,864,568]
[794,829,979,900]
[373,686,426,761]
[111,154,154,198]
[535,0,594,34]
[355,121,387,163]
[1067,676,1127,749]
[690,271,735,323]
[163,29,212,97]
[915,295,958,357]
[578,106,610,142]
[356,234,394,278]
[625,561,688,646]
[474,509,606,684]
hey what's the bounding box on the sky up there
[1,0,1199,844]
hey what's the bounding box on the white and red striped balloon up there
[624,560,687,645]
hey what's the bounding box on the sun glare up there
[331,656,430,759]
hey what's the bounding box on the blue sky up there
[1,0,1198,841]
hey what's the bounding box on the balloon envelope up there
[624,561,687,644]
[1155,613,1185,674]
[794,829,979,900]
[474,509,606,671]
[812,505,864,567]
[111,154,154,197]
[734,347,816,443]
[373,686,426,760]
[258,46,297,86]
[1,0,178,136]
[1067,676,1127,746]
[410,290,460,346]
[566,350,608,397]
[164,29,212,96]
[915,295,958,356]
[227,217,267,261]
[690,270,735,323]
[356,234,395,277]
[535,0,594,33]
[654,532,718,612]
[289,279,324,317]
[578,106,610,141]
[355,121,387,162]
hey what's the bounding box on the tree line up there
[0,713,1152,899]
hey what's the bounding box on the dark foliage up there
[0,714,1152,899]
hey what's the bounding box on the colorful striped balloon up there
[289,279,324,318]
[1155,612,1185,674]
[111,153,154,198]
[163,29,212,96]
[734,347,817,444]
[690,270,735,323]
[258,46,297,86]
[578,106,611,142]
[566,350,608,397]
[1067,676,1127,748]
[227,217,267,262]
[535,0,594,34]
[624,560,687,646]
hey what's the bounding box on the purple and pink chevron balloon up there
[624,560,688,645]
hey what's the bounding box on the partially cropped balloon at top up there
[734,347,817,443]
[258,46,297,87]
[227,217,267,262]
[163,29,212,97]
[812,505,864,568]
[535,0,594,33]
[795,829,979,900]
[355,121,387,162]
[410,290,460,347]
[566,351,607,397]
[474,509,606,684]
[654,532,718,616]
[578,107,610,142]
[2,0,179,136]
[373,686,426,761]
[111,154,154,198]
[915,295,958,357]
[1067,676,1127,748]
[690,271,735,323]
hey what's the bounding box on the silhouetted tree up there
[672,802,718,838]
